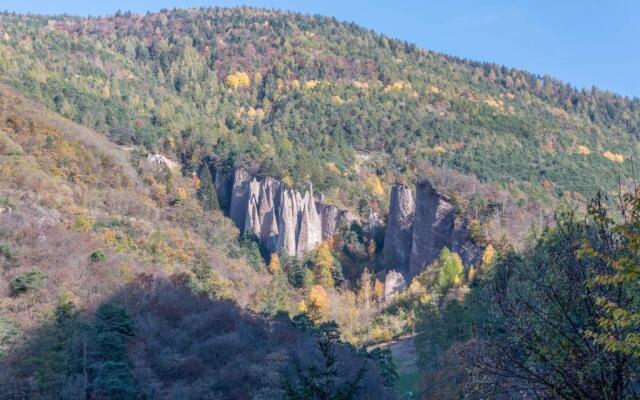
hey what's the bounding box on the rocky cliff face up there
[216,168,480,270]
[215,168,352,257]
[384,180,482,278]
[382,184,415,272]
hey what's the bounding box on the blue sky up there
[2,0,639,98]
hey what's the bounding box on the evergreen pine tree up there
[197,165,219,211]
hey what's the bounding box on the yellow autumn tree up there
[225,71,251,89]
[467,266,477,282]
[268,253,281,274]
[176,187,188,202]
[303,80,318,90]
[297,299,307,313]
[307,285,330,322]
[365,174,384,196]
[314,241,335,287]
[576,145,591,155]
[482,244,495,271]
[374,279,385,302]
[281,173,294,187]
[358,268,373,314]
[602,151,624,163]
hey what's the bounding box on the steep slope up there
[0,84,393,398]
[0,82,265,313]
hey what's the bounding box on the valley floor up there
[379,335,420,399]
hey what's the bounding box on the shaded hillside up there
[0,7,637,210]
[1,277,393,399]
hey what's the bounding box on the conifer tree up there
[197,165,219,211]
[283,322,366,400]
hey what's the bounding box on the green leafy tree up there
[434,248,464,293]
[238,232,265,272]
[367,348,398,389]
[580,192,640,356]
[0,316,20,358]
[255,270,290,315]
[464,206,640,398]
[90,250,107,262]
[191,251,213,280]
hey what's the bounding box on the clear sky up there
[2,0,639,98]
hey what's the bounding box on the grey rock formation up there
[408,180,481,276]
[384,270,407,301]
[244,192,261,236]
[319,204,340,241]
[382,184,415,273]
[296,190,323,256]
[146,153,180,172]
[383,180,482,278]
[218,168,354,257]
[277,188,299,255]
[339,210,357,228]
[217,169,480,272]
[258,177,280,252]
[368,210,384,230]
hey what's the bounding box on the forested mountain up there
[0,7,639,399]
[0,7,638,202]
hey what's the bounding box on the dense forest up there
[0,7,639,399]
[0,7,638,203]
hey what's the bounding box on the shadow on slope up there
[1,275,395,400]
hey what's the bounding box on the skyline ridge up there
[1,0,638,98]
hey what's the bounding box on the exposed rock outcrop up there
[384,270,407,301]
[215,167,481,271]
[408,180,481,275]
[146,153,180,172]
[296,189,323,254]
[215,168,352,257]
[384,180,482,278]
[214,170,233,210]
[382,184,415,272]
[319,204,341,241]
